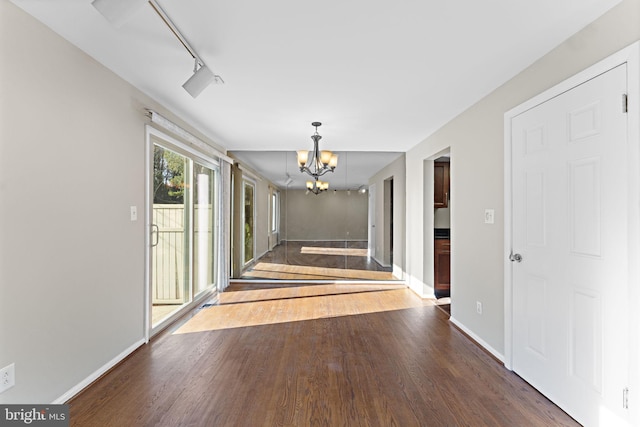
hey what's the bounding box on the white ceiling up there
[11,0,621,188]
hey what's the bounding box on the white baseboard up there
[449,316,505,364]
[279,239,368,242]
[53,338,145,404]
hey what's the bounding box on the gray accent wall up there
[281,190,368,241]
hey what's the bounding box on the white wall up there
[254,176,271,259]
[0,1,226,403]
[405,0,640,356]
[369,155,405,278]
[282,190,368,241]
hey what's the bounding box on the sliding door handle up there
[151,224,159,247]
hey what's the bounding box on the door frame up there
[368,183,376,259]
[383,177,393,267]
[503,42,640,378]
[144,125,222,341]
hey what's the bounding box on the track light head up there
[183,64,219,98]
[92,0,148,28]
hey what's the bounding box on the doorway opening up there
[423,151,451,313]
[383,177,394,268]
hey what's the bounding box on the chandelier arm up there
[300,166,335,179]
[299,166,315,176]
[314,168,332,178]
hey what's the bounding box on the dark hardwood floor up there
[68,283,578,426]
[242,241,399,281]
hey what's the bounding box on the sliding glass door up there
[149,132,220,331]
[151,145,190,309]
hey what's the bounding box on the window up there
[271,191,279,233]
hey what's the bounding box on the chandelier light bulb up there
[320,150,333,166]
[297,150,309,167]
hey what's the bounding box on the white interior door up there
[511,64,631,426]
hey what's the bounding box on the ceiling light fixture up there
[92,0,223,98]
[183,60,218,98]
[148,0,224,98]
[306,180,329,195]
[297,122,338,181]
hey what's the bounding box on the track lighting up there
[183,61,219,98]
[93,0,223,97]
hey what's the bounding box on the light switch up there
[130,206,138,221]
[484,209,495,224]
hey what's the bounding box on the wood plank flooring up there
[68,283,578,427]
[242,241,398,281]
[243,262,396,281]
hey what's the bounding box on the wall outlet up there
[130,206,138,221]
[0,363,15,393]
[476,301,483,315]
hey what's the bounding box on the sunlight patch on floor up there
[300,246,369,257]
[243,262,397,281]
[173,284,433,334]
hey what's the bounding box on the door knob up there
[509,253,523,263]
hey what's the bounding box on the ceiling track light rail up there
[92,0,223,97]
[148,0,198,62]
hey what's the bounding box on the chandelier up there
[297,122,338,179]
[306,179,329,195]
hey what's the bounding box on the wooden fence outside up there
[152,204,215,304]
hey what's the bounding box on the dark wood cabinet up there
[434,161,449,208]
[434,238,450,298]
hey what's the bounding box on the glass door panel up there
[194,163,217,295]
[152,144,191,325]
